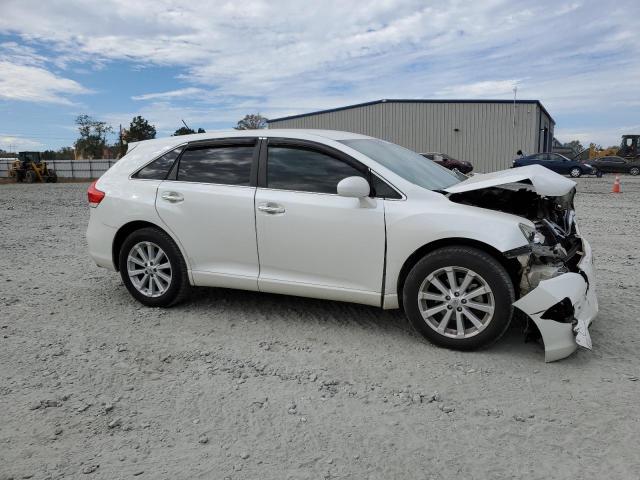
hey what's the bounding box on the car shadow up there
[183,286,412,335]
[175,286,535,356]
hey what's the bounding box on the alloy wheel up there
[417,266,495,339]
[127,241,172,298]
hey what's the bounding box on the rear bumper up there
[514,239,598,362]
[86,210,117,271]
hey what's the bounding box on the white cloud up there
[132,87,205,101]
[0,0,638,143]
[0,135,43,151]
[555,124,640,149]
[437,80,521,98]
[0,61,90,105]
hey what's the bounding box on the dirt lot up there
[1,177,639,480]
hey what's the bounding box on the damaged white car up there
[86,130,597,362]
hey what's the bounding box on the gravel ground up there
[1,177,639,480]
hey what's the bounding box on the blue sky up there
[1,0,638,152]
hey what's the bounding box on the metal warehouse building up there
[268,99,555,172]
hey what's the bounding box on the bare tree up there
[75,115,113,159]
[234,114,268,130]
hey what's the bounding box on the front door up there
[156,138,260,290]
[254,140,386,306]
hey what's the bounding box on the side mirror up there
[337,176,370,198]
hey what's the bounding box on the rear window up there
[177,145,254,185]
[133,147,181,180]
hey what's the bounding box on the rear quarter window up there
[133,148,182,180]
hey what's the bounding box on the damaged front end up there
[446,168,598,362]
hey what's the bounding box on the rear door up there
[605,157,627,173]
[254,138,386,306]
[594,157,618,172]
[155,138,260,290]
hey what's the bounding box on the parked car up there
[87,130,597,362]
[588,156,640,175]
[421,152,473,174]
[513,152,596,177]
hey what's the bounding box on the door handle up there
[161,191,184,203]
[258,203,285,214]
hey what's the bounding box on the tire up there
[46,171,58,183]
[118,227,189,307]
[25,171,36,183]
[569,167,582,178]
[630,167,639,176]
[402,246,515,351]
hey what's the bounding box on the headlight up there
[519,223,544,244]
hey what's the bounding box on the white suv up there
[87,130,598,362]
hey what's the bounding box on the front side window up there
[133,147,182,180]
[177,145,254,185]
[267,146,365,194]
[372,175,402,199]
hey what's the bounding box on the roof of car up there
[126,129,374,153]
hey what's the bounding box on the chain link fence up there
[0,159,118,180]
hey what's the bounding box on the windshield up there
[341,139,461,191]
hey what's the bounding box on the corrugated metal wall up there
[269,101,551,172]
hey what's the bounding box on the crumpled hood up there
[444,164,576,197]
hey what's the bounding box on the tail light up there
[88,180,105,207]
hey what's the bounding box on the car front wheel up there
[630,167,639,176]
[569,167,582,178]
[402,246,515,350]
[119,227,189,307]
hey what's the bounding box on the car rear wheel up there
[402,246,515,350]
[630,167,639,176]
[569,167,582,178]
[119,227,189,307]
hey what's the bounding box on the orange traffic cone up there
[612,174,621,194]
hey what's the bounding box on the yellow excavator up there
[589,135,640,160]
[617,134,640,160]
[8,151,58,183]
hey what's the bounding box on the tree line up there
[0,113,268,160]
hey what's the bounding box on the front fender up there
[384,198,529,301]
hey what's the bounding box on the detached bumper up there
[513,239,598,362]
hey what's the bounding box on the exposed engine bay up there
[448,181,583,294]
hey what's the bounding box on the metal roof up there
[268,99,555,125]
